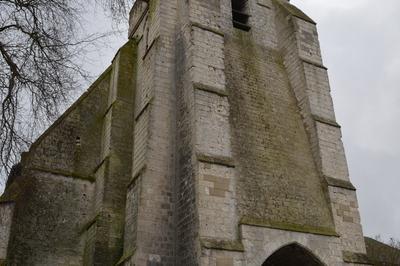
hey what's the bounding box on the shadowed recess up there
[262,243,324,266]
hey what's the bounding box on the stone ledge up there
[142,36,159,61]
[191,22,224,37]
[301,57,328,70]
[240,217,339,237]
[29,66,112,152]
[200,238,244,252]
[103,100,116,117]
[115,248,136,265]
[135,96,153,121]
[256,2,271,9]
[194,82,228,97]
[27,167,95,182]
[343,251,373,265]
[127,165,146,188]
[93,156,109,174]
[325,176,356,191]
[196,153,235,168]
[79,212,100,235]
[128,0,149,38]
[103,98,135,119]
[313,114,341,128]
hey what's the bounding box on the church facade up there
[0,0,371,265]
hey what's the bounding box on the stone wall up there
[122,0,179,264]
[178,0,369,265]
[5,172,93,265]
[1,64,110,265]
[225,28,335,232]
[1,39,138,265]
[25,68,110,180]
[0,202,14,264]
[86,40,137,265]
[175,0,199,264]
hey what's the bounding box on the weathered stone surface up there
[0,202,14,263]
[225,30,335,232]
[0,0,371,265]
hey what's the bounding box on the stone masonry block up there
[316,121,350,181]
[216,257,234,266]
[198,162,237,241]
[195,89,232,159]
[294,18,323,65]
[0,203,14,261]
[304,63,336,121]
[190,26,226,91]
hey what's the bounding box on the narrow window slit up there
[232,0,251,31]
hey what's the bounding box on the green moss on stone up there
[240,217,339,237]
[0,174,35,202]
[148,0,157,19]
[115,248,136,266]
[192,22,224,37]
[79,212,100,235]
[200,238,244,252]
[226,20,337,235]
[114,39,138,102]
[28,167,95,182]
[342,251,372,265]
[233,29,260,84]
[324,175,356,191]
[28,67,112,153]
[196,153,235,168]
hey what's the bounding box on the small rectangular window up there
[232,0,251,31]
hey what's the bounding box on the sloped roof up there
[365,237,400,266]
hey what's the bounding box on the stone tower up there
[0,0,371,265]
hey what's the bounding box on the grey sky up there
[291,0,400,241]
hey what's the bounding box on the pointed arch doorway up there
[262,243,324,266]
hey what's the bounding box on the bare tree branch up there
[96,0,135,23]
[0,0,118,186]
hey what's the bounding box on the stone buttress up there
[0,41,137,265]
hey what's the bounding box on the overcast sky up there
[291,0,400,241]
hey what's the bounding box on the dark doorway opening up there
[262,243,324,266]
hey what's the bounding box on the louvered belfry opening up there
[232,0,250,31]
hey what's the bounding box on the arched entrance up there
[262,243,324,266]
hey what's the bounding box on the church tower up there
[1,0,371,265]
